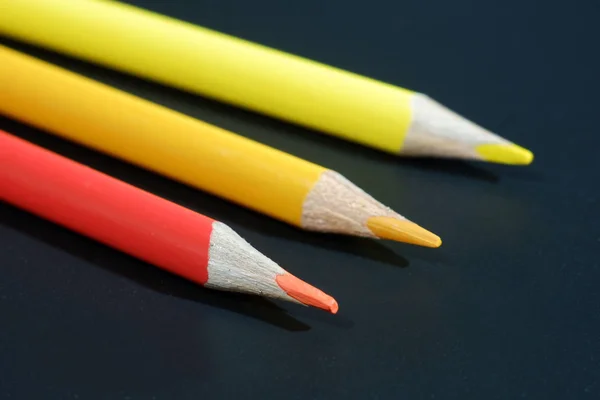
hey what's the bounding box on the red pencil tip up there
[276,273,338,314]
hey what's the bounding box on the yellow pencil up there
[0,0,533,165]
[0,45,441,248]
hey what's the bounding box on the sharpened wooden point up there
[367,216,442,248]
[476,143,534,165]
[276,273,339,314]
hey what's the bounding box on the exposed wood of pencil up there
[0,45,441,248]
[0,130,338,313]
[0,0,532,165]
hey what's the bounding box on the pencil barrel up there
[0,0,414,153]
[0,130,212,285]
[0,44,323,227]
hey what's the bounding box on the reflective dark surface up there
[1,0,599,398]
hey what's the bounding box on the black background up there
[1,0,599,399]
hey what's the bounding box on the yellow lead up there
[476,144,534,165]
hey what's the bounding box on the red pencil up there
[0,130,338,313]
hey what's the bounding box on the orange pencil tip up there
[276,273,339,314]
[367,216,442,248]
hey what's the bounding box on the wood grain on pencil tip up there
[0,0,533,165]
[0,45,441,248]
[404,95,534,165]
[0,130,338,313]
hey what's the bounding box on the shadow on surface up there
[396,157,500,183]
[0,203,311,332]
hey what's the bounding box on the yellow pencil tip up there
[476,143,534,165]
[366,216,442,248]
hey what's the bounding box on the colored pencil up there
[0,129,338,313]
[0,0,533,165]
[0,45,441,248]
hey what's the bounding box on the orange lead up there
[277,274,339,314]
